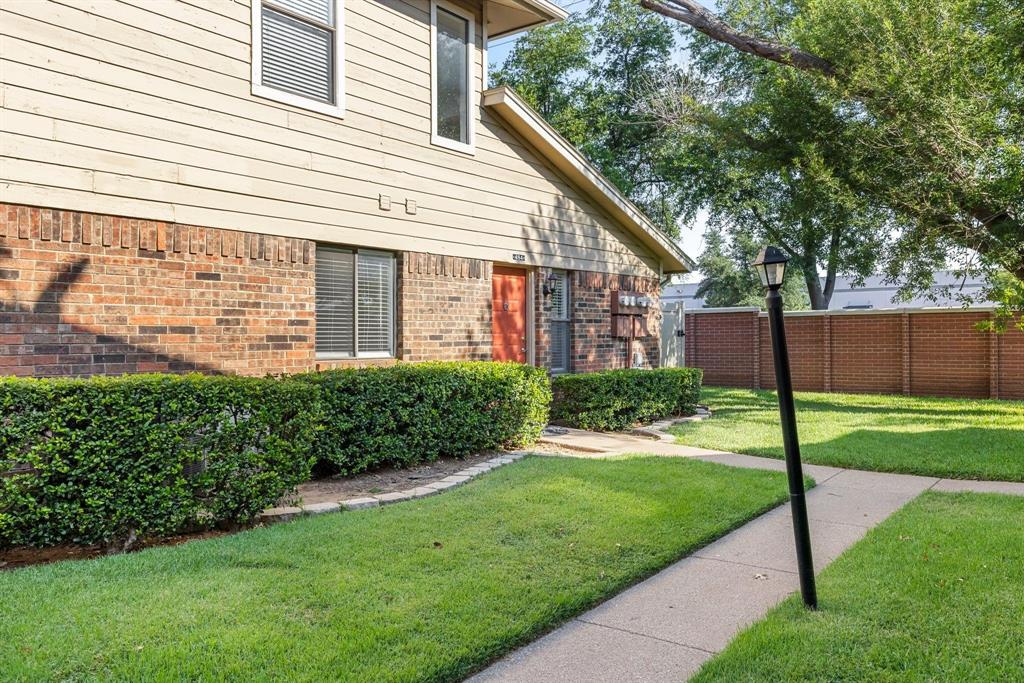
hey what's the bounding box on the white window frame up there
[548,270,571,374]
[430,0,476,155]
[251,0,346,118]
[315,246,396,360]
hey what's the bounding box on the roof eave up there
[482,86,694,274]
[486,0,569,39]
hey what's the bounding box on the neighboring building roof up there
[663,270,991,310]
[482,86,695,274]
[487,0,568,38]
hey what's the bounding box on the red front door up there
[492,266,528,363]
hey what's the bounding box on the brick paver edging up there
[259,452,530,524]
[629,406,712,441]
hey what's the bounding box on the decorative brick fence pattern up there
[685,308,1024,400]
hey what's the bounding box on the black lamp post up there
[752,246,818,610]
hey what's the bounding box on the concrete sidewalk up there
[470,430,1024,682]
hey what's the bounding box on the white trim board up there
[251,0,346,119]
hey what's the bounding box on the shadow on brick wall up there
[1,255,220,378]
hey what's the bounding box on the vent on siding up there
[315,247,354,355]
[261,1,334,103]
[357,252,395,355]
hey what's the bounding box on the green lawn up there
[1,455,788,682]
[673,387,1024,481]
[693,492,1024,681]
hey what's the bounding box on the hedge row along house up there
[0,0,693,378]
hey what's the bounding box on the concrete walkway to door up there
[469,427,1024,682]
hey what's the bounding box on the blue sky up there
[487,0,708,278]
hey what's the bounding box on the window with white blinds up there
[549,271,571,374]
[251,0,345,117]
[315,246,394,358]
[356,252,395,356]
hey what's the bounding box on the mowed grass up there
[693,492,1024,681]
[1,456,789,683]
[673,387,1024,481]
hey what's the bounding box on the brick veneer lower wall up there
[1,204,316,376]
[2,204,659,377]
[684,308,1024,400]
[398,252,492,362]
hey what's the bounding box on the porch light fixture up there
[752,246,818,610]
[542,272,560,297]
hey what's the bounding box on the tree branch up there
[638,0,836,77]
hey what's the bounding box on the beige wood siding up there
[0,0,660,277]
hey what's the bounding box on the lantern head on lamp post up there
[752,246,818,610]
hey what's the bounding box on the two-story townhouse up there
[0,0,693,377]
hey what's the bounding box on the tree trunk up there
[803,269,830,310]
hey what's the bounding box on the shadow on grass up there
[732,427,1024,482]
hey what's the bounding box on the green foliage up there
[694,492,1024,681]
[552,367,703,431]
[493,0,685,237]
[657,0,1024,307]
[298,362,551,475]
[655,0,891,309]
[674,387,1024,481]
[0,456,788,681]
[0,374,320,549]
[976,270,1024,333]
[696,228,809,309]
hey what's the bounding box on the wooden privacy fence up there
[684,307,1024,400]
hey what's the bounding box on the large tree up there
[640,0,1024,289]
[647,37,891,308]
[695,228,810,308]
[493,0,686,237]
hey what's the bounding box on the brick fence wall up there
[685,308,1024,400]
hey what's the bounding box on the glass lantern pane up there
[765,261,786,286]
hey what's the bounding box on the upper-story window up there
[251,0,345,118]
[431,0,475,154]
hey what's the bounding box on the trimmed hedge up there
[552,367,703,431]
[299,361,551,475]
[0,374,320,550]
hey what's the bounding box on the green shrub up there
[552,367,703,431]
[0,374,320,550]
[299,361,551,475]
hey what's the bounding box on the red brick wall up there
[1,204,315,377]
[830,314,902,394]
[570,271,660,373]
[685,311,759,387]
[2,204,658,377]
[759,316,826,392]
[909,312,991,398]
[398,252,492,362]
[684,308,1024,400]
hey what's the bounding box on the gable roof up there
[482,86,694,275]
[487,0,569,38]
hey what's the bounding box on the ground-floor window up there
[548,270,571,373]
[315,245,395,358]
